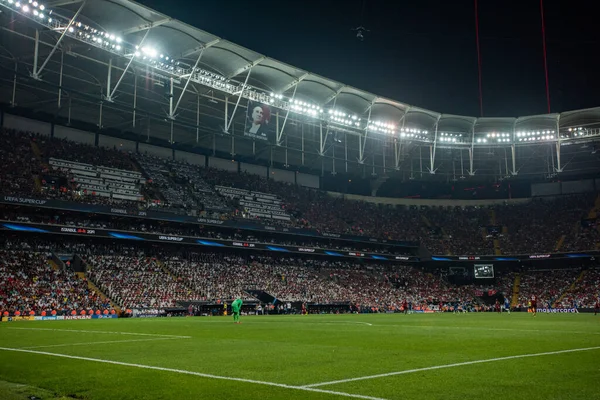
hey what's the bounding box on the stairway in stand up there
[48,260,61,271]
[76,271,122,313]
[510,274,520,308]
[553,270,586,307]
[158,260,198,296]
[554,235,566,252]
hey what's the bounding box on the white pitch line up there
[302,346,600,388]
[7,327,191,339]
[0,347,388,400]
[372,324,600,336]
[20,337,180,350]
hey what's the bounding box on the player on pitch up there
[232,297,243,324]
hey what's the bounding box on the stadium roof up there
[1,0,600,180]
[39,0,600,129]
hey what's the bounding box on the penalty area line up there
[302,346,600,388]
[0,347,388,400]
[7,327,192,339]
[20,337,181,350]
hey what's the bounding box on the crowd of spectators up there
[1,127,599,255]
[85,255,203,309]
[495,195,594,255]
[0,250,106,316]
[516,269,580,308]
[555,268,600,308]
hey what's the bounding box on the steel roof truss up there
[33,0,87,79]
[121,18,173,35]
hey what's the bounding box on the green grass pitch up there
[0,313,599,400]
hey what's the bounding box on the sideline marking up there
[21,337,180,350]
[7,327,191,339]
[302,346,600,387]
[0,347,388,400]
[371,324,600,336]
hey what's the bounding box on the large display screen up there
[474,264,494,278]
[244,101,273,142]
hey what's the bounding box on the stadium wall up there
[175,150,205,166]
[139,143,172,159]
[327,192,531,207]
[209,157,238,172]
[241,162,267,177]
[297,172,320,189]
[3,114,51,136]
[270,168,295,184]
[98,135,136,153]
[54,126,95,145]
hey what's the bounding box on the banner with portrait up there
[244,101,273,142]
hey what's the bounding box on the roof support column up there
[98,100,103,130]
[331,143,336,175]
[428,116,441,174]
[554,115,563,173]
[58,51,64,108]
[394,140,402,170]
[132,73,137,128]
[34,0,87,79]
[107,28,150,102]
[319,122,325,155]
[358,105,373,164]
[345,133,348,173]
[196,94,200,143]
[106,58,112,101]
[510,120,517,175]
[301,125,305,165]
[10,60,17,107]
[67,97,72,126]
[32,30,40,79]
[172,50,204,118]
[320,95,339,156]
[468,122,476,175]
[284,136,289,167]
[168,77,174,140]
[230,134,236,157]
[511,145,517,175]
[224,68,252,133]
[277,83,298,145]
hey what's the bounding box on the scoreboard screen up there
[474,264,494,278]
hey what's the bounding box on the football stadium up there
[0,0,599,399]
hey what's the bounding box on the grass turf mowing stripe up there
[0,347,388,400]
[302,346,600,388]
[20,337,182,349]
[7,327,191,339]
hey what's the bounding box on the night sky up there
[137,0,600,118]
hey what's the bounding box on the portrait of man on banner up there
[245,101,272,141]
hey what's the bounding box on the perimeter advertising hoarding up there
[0,195,417,247]
[0,222,420,262]
[244,101,273,142]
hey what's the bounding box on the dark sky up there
[137,0,600,118]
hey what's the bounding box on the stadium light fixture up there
[368,120,396,135]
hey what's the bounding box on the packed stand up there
[516,269,580,308]
[555,268,600,308]
[495,195,595,255]
[0,250,106,316]
[85,255,203,309]
[0,128,40,197]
